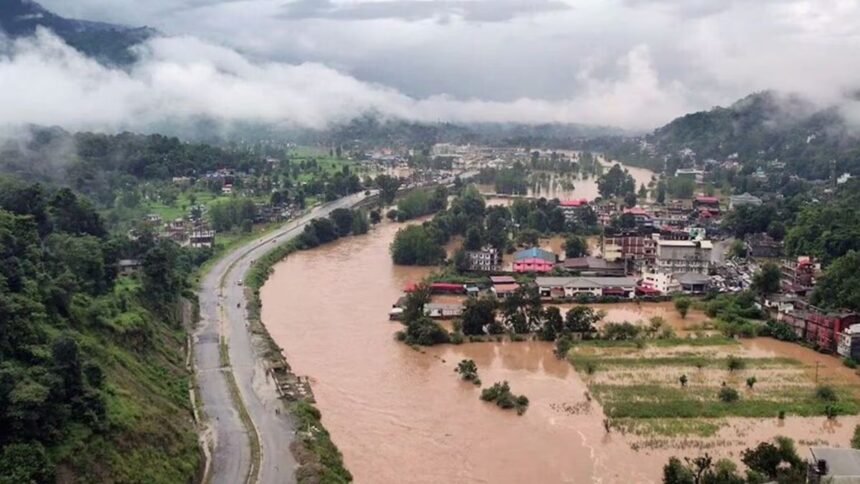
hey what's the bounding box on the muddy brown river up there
[261,220,860,483]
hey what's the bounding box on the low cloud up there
[0,30,695,132]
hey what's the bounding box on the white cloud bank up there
[9,0,860,133]
[0,29,694,132]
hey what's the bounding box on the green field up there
[567,338,860,436]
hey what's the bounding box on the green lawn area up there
[142,189,268,221]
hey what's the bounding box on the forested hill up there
[0,176,203,482]
[0,0,154,65]
[582,91,860,180]
[0,127,262,206]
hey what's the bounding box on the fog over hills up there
[2,0,860,153]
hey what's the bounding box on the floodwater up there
[479,159,655,202]
[262,220,659,483]
[261,219,860,483]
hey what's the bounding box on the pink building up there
[513,247,556,273]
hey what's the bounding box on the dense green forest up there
[0,177,204,483]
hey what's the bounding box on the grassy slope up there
[52,279,200,483]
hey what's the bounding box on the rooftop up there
[810,447,860,478]
[673,272,711,285]
[562,256,625,271]
[657,240,714,249]
[493,283,520,294]
[514,247,556,263]
[560,199,589,207]
[536,276,638,288]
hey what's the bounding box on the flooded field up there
[261,219,860,483]
[479,159,655,202]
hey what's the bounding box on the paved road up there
[194,192,369,484]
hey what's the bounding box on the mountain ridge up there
[0,0,155,65]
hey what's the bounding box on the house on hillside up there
[189,230,216,248]
[513,247,556,273]
[729,192,762,210]
[117,259,142,277]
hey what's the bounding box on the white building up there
[640,272,681,294]
[535,277,638,299]
[655,240,712,275]
[675,168,704,184]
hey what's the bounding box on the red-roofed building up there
[694,196,720,208]
[430,282,466,295]
[492,283,520,299]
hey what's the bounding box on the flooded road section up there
[261,221,657,483]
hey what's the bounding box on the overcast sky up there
[14,0,860,131]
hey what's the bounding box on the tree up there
[0,442,52,484]
[728,239,748,259]
[637,183,648,200]
[369,210,381,225]
[464,227,483,251]
[375,175,401,206]
[662,457,694,484]
[746,376,757,389]
[390,225,445,266]
[564,234,588,259]
[656,180,667,204]
[404,316,450,346]
[726,356,746,372]
[623,192,637,208]
[459,297,497,335]
[741,441,793,480]
[329,208,355,237]
[718,387,739,403]
[674,297,691,319]
[767,221,786,241]
[565,306,600,334]
[539,306,564,341]
[811,251,860,311]
[752,262,781,296]
[679,374,688,388]
[666,176,695,199]
[402,284,431,323]
[456,359,480,384]
[597,164,636,198]
[351,210,370,235]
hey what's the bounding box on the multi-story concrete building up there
[465,246,502,272]
[602,232,656,268]
[655,240,712,274]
